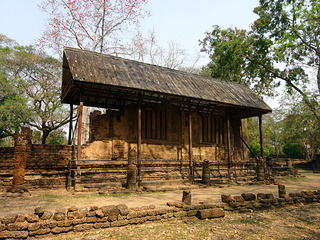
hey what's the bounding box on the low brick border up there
[0,189,319,239]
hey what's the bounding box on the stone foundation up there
[0,189,319,239]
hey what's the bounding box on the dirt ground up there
[44,202,320,240]
[0,171,319,218]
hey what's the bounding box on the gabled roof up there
[62,47,271,118]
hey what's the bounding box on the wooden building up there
[61,47,271,184]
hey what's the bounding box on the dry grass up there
[46,203,320,240]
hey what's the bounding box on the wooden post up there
[227,112,232,177]
[259,115,264,159]
[137,101,142,183]
[77,92,84,173]
[68,104,73,145]
[188,108,193,178]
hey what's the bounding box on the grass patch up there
[278,176,307,183]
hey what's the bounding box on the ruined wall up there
[0,147,15,190]
[0,144,73,191]
[83,108,245,168]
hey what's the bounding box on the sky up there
[0,0,259,60]
[0,0,278,107]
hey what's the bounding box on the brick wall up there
[0,147,15,190]
[0,144,73,191]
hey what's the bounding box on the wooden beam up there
[68,104,73,145]
[259,115,264,159]
[137,101,142,182]
[77,91,84,173]
[188,108,193,177]
[227,112,232,177]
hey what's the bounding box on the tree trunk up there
[317,64,320,95]
[41,130,50,144]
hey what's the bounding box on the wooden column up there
[137,102,142,182]
[77,92,84,173]
[68,104,73,145]
[259,115,264,159]
[227,112,232,177]
[188,108,193,177]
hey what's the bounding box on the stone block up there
[137,211,147,218]
[173,211,187,218]
[94,222,110,229]
[67,211,81,220]
[90,206,99,211]
[41,211,53,220]
[53,209,66,221]
[28,222,40,231]
[73,223,93,232]
[0,224,6,231]
[233,196,245,202]
[196,208,225,219]
[110,220,129,227]
[101,205,120,221]
[278,184,286,198]
[1,214,18,224]
[72,218,86,226]
[266,193,274,199]
[187,210,198,217]
[0,230,28,239]
[86,217,98,223]
[182,190,191,205]
[57,220,72,227]
[167,202,183,208]
[39,221,57,229]
[97,217,108,223]
[34,207,45,216]
[7,222,28,231]
[241,193,256,201]
[127,211,138,220]
[229,202,243,208]
[79,208,88,218]
[221,194,233,203]
[95,209,104,218]
[26,213,39,223]
[146,216,157,221]
[67,206,78,212]
[257,193,267,199]
[86,211,96,217]
[117,204,130,216]
[28,228,51,236]
[51,226,73,234]
[16,214,27,222]
[128,218,140,224]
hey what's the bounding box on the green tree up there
[0,34,71,144]
[280,92,320,159]
[16,48,70,144]
[0,34,30,139]
[200,0,320,121]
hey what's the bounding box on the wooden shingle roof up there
[62,47,271,117]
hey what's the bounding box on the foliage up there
[282,142,304,158]
[0,34,71,144]
[200,0,320,121]
[15,48,70,144]
[39,0,150,56]
[247,92,320,159]
[33,129,67,145]
[280,92,320,159]
[0,34,31,138]
[249,140,274,158]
